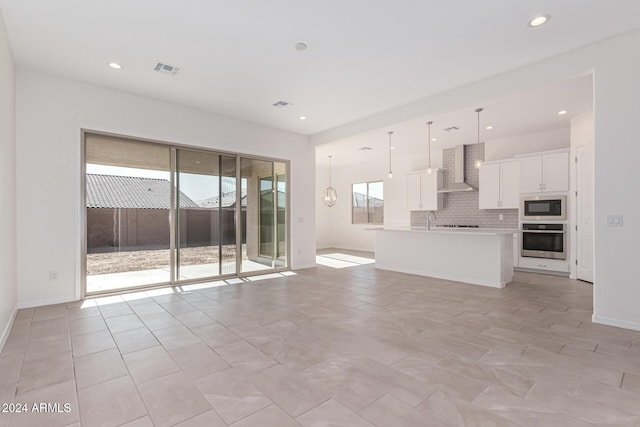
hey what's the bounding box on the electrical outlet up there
[50,270,59,281]
[498,214,504,221]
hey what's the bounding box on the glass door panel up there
[220,155,237,275]
[85,134,171,294]
[176,149,221,280]
[240,158,275,273]
[275,164,287,268]
[259,175,275,260]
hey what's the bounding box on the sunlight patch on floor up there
[316,253,375,269]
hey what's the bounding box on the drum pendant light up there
[323,155,337,207]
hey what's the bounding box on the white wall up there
[318,127,569,252]
[313,29,640,331]
[16,70,315,308]
[0,8,17,349]
[485,128,569,161]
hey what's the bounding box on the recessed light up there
[431,138,437,141]
[299,116,307,120]
[391,146,396,150]
[557,110,568,115]
[529,15,550,27]
[294,42,308,51]
[485,125,494,130]
[108,62,122,70]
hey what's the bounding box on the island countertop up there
[367,226,517,235]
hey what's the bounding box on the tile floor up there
[2,253,640,426]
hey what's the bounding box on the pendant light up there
[426,121,433,174]
[387,131,394,179]
[474,107,484,169]
[323,155,337,207]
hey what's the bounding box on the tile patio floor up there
[2,252,640,426]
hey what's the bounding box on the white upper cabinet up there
[407,169,442,211]
[519,149,569,193]
[479,159,520,209]
[542,151,570,192]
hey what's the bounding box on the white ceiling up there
[316,75,593,167]
[0,1,638,136]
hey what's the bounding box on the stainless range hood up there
[438,145,475,193]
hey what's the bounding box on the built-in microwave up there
[520,195,566,220]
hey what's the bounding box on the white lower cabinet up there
[513,233,519,268]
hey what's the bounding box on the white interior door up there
[576,144,594,282]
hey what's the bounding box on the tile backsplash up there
[410,143,519,229]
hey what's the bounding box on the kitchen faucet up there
[427,210,436,230]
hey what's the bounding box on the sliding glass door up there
[83,131,288,296]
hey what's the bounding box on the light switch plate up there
[606,214,623,227]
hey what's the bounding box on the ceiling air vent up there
[272,101,292,109]
[358,147,373,151]
[443,126,460,132]
[154,62,180,76]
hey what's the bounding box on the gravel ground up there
[87,245,241,275]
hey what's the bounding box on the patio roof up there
[86,174,199,209]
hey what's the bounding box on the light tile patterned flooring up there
[2,253,640,426]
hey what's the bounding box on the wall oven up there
[521,195,566,220]
[521,223,566,260]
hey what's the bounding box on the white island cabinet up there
[375,228,515,288]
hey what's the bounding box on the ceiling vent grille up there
[154,63,180,76]
[272,100,292,109]
[358,147,373,151]
[443,126,460,132]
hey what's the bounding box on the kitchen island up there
[373,227,516,288]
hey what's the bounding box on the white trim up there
[0,306,18,353]
[292,263,317,270]
[592,314,640,332]
[18,296,79,310]
[375,264,506,288]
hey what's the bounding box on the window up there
[352,181,384,224]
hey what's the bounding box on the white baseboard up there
[592,314,640,332]
[0,306,18,354]
[292,262,317,270]
[18,296,79,310]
